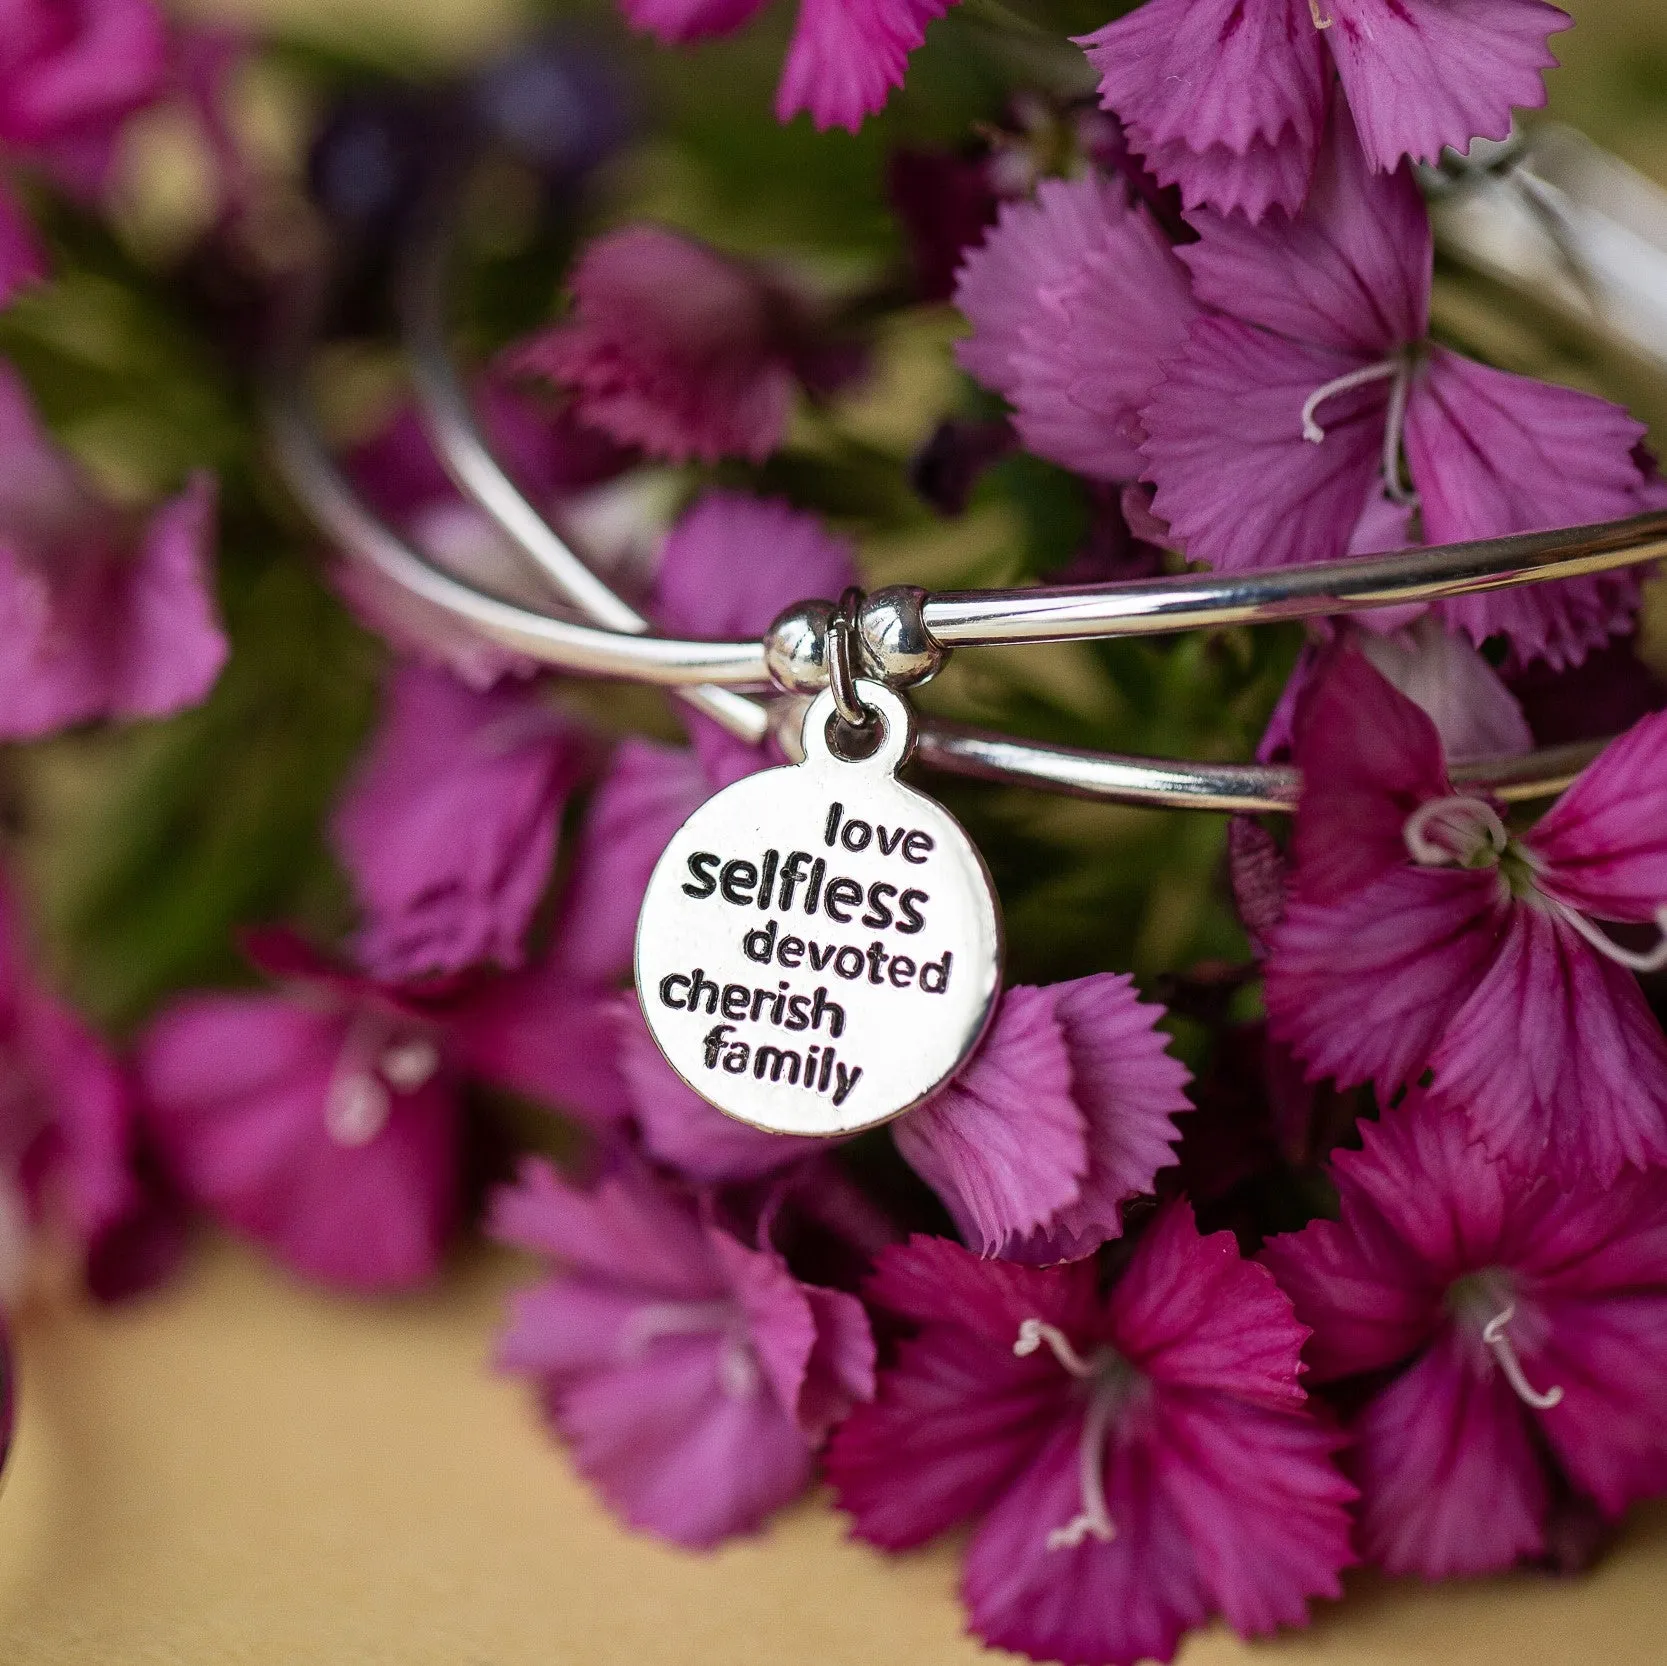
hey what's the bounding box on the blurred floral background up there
[1,0,1666,1658]
[7,0,1658,1049]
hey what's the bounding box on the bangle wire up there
[261,143,1667,815]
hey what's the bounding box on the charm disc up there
[634,682,1003,1136]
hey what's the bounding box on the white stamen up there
[1403,794,1509,867]
[1482,1303,1564,1411]
[380,1035,442,1092]
[1381,356,1418,506]
[1047,1386,1119,1551]
[1015,1319,1121,1551]
[717,1335,762,1401]
[1308,0,1334,26]
[1541,899,1667,974]
[324,1011,396,1145]
[620,1299,760,1399]
[1014,1317,1098,1379]
[324,1071,391,1146]
[1301,359,1401,445]
[620,1299,740,1355]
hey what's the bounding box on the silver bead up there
[763,598,840,694]
[858,585,946,687]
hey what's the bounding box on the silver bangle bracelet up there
[262,125,1667,814]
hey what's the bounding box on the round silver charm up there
[634,681,1004,1137]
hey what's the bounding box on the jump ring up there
[827,587,876,728]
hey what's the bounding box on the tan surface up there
[0,1239,1660,1665]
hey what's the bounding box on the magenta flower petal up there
[0,370,225,738]
[1142,317,1388,576]
[1110,1205,1308,1404]
[554,1338,816,1546]
[497,1277,668,1380]
[1325,0,1570,173]
[1261,1102,1490,1379]
[774,0,957,134]
[445,963,631,1128]
[0,0,170,190]
[0,180,46,306]
[1538,1279,1667,1516]
[960,1411,1210,1666]
[554,738,712,988]
[138,992,458,1291]
[1077,0,1329,221]
[617,997,822,1181]
[1266,866,1504,1097]
[892,985,1088,1255]
[954,176,1194,482]
[1428,905,1667,1183]
[797,1280,880,1439]
[1286,643,1456,902]
[1177,117,1430,354]
[490,1158,871,1547]
[831,1320,1065,1549]
[1406,349,1658,668]
[653,490,857,640]
[954,176,1131,398]
[832,1211,1352,1666]
[708,1225,818,1410]
[712,1223,876,1443]
[331,664,587,979]
[506,227,800,464]
[109,472,227,720]
[1001,974,1191,1265]
[1527,709,1667,921]
[1007,216,1194,482]
[1353,1331,1548,1577]
[619,0,771,41]
[489,1158,716,1292]
[1356,620,1533,765]
[1132,128,1319,225]
[1264,1092,1667,1578]
[26,989,185,1302]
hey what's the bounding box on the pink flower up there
[553,492,856,985]
[507,227,824,464]
[1259,616,1533,766]
[826,1206,1354,1665]
[490,1156,874,1547]
[331,663,591,980]
[607,971,1189,1262]
[136,931,464,1292]
[617,996,825,1181]
[0,364,225,737]
[442,954,632,1132]
[0,0,170,194]
[617,0,959,133]
[1263,1093,1667,1578]
[135,925,639,1291]
[1079,0,1569,220]
[1263,645,1667,1185]
[0,878,183,1304]
[953,172,1195,484]
[1140,111,1664,669]
[0,180,46,309]
[894,974,1192,1262]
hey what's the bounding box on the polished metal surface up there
[634,683,1003,1135]
[397,200,771,744]
[921,512,1667,645]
